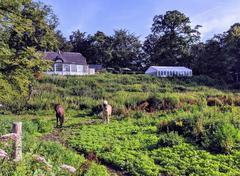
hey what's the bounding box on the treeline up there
[56,11,240,83]
[0,1,240,108]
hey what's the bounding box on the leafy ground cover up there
[0,115,109,176]
[1,73,240,175]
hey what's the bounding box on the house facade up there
[145,66,192,77]
[43,51,95,75]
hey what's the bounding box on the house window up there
[161,71,164,75]
[71,64,77,72]
[63,64,70,72]
[55,63,63,72]
[83,65,88,72]
[77,65,83,72]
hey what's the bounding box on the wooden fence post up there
[12,122,22,162]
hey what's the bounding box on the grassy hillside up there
[1,73,240,175]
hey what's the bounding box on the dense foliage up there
[0,0,58,109]
[143,10,201,67]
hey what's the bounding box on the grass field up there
[1,73,240,176]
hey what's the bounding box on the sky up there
[41,0,240,41]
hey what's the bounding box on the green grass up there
[1,73,240,175]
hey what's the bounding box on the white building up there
[43,51,95,75]
[145,66,192,77]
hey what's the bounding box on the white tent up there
[145,66,192,77]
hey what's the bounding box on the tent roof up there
[149,66,192,71]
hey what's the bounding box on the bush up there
[207,97,222,106]
[162,95,180,110]
[157,132,184,147]
[158,116,240,153]
[133,111,145,119]
[204,122,240,153]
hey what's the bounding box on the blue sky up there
[41,0,240,41]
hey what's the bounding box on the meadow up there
[1,73,240,176]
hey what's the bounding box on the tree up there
[222,23,240,82]
[143,10,201,67]
[69,30,95,62]
[194,35,228,79]
[193,23,240,82]
[0,0,58,110]
[7,1,58,51]
[55,30,72,51]
[90,31,113,66]
[110,29,142,70]
[69,29,143,70]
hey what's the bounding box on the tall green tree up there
[0,0,58,110]
[223,23,240,82]
[89,31,113,66]
[69,30,96,63]
[143,10,201,67]
[110,29,142,69]
[55,30,73,51]
[194,35,227,79]
[193,24,240,82]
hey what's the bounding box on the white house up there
[145,66,192,77]
[43,51,95,75]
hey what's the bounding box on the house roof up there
[149,66,192,71]
[43,51,87,65]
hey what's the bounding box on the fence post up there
[12,122,22,162]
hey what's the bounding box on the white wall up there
[145,67,192,77]
[46,64,95,76]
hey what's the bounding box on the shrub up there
[162,95,180,110]
[207,97,222,106]
[234,96,240,106]
[133,111,145,119]
[157,132,184,147]
[158,116,240,153]
[204,122,240,153]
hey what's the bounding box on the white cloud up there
[192,2,240,40]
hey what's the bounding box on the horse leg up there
[56,114,59,128]
[102,113,106,123]
[60,115,64,128]
[107,114,110,124]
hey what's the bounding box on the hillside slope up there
[1,74,240,175]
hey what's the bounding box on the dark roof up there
[43,51,87,65]
[89,64,104,71]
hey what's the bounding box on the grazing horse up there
[54,104,64,128]
[102,100,112,124]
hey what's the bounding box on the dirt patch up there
[40,129,67,146]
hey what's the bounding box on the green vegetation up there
[0,0,58,110]
[1,0,240,175]
[1,73,240,175]
[0,115,109,176]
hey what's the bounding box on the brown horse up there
[54,104,64,128]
